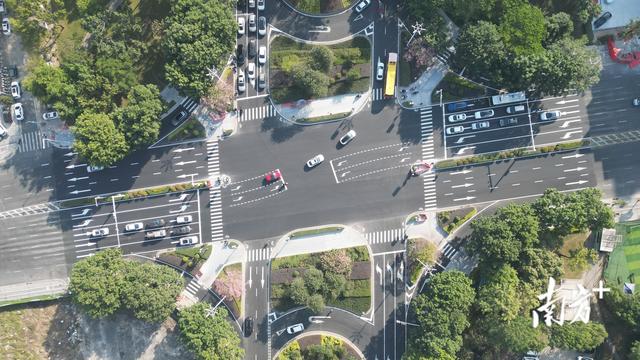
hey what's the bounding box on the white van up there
[506,105,526,114]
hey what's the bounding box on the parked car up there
[42,111,59,120]
[176,215,192,224]
[237,69,246,92]
[11,103,23,121]
[376,59,384,81]
[0,1,5,14]
[172,226,191,236]
[446,125,464,135]
[265,169,281,183]
[632,97,640,107]
[237,16,245,35]
[91,227,109,237]
[499,117,519,127]
[471,121,490,130]
[147,219,166,228]
[593,11,612,29]
[258,16,266,36]
[244,317,254,337]
[248,0,255,8]
[448,113,467,122]
[247,62,255,80]
[179,235,199,246]
[248,39,256,58]
[257,0,265,10]
[7,65,17,78]
[306,154,325,168]
[258,71,266,90]
[506,105,525,114]
[10,81,20,99]
[0,123,7,138]
[355,0,371,13]
[125,222,144,232]
[286,323,304,334]
[248,14,256,33]
[339,130,356,145]
[446,101,469,112]
[171,110,188,126]
[236,44,245,66]
[258,45,267,65]
[86,165,104,173]
[2,17,10,35]
[474,109,494,119]
[145,229,167,239]
[540,110,560,121]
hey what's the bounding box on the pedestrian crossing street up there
[365,228,405,245]
[0,202,60,219]
[420,108,437,211]
[181,97,199,114]
[206,140,224,242]
[184,277,202,297]
[247,247,271,262]
[371,88,384,101]
[239,104,276,122]
[18,131,51,153]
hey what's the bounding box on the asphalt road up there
[0,146,56,210]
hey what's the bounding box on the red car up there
[265,170,281,183]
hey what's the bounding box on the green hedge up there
[289,226,344,239]
[445,208,477,234]
[298,111,351,123]
[346,246,370,262]
[326,296,370,314]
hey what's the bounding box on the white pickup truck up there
[145,229,167,239]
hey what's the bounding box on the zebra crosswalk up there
[184,278,202,297]
[18,131,51,153]
[181,97,199,113]
[0,202,60,219]
[420,108,437,211]
[372,88,385,101]
[247,247,271,262]
[207,140,224,242]
[239,104,276,122]
[365,228,405,245]
[442,242,458,260]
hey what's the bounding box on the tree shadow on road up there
[260,116,304,143]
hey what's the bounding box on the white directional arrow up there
[397,261,404,281]
[556,99,579,105]
[276,329,286,336]
[560,120,581,128]
[169,205,188,213]
[341,171,351,178]
[232,185,242,191]
[336,160,347,167]
[354,14,364,21]
[455,135,476,144]
[261,268,264,289]
[563,167,587,172]
[73,219,92,228]
[562,153,584,159]
[233,196,243,202]
[453,196,476,202]
[173,147,195,153]
[451,183,473,188]
[170,194,189,202]
[64,151,77,157]
[562,131,582,139]
[309,316,331,324]
[71,209,91,217]
[398,145,408,152]
[67,176,89,182]
[455,146,475,155]
[177,173,198,179]
[376,264,382,285]
[248,268,253,288]
[175,160,197,166]
[566,180,589,186]
[66,163,87,169]
[308,25,331,33]
[400,157,411,163]
[69,189,91,195]
[386,263,393,273]
[450,169,472,175]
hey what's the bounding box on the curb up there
[272,330,366,360]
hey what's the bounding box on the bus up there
[491,91,526,106]
[384,52,398,98]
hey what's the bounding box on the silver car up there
[471,121,490,130]
[474,109,494,119]
[125,222,144,232]
[448,113,467,122]
[540,110,560,121]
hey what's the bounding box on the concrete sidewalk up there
[275,92,370,124]
[0,278,69,304]
[397,61,448,108]
[271,225,368,259]
[195,240,246,288]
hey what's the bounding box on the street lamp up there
[111,194,125,248]
[94,196,103,207]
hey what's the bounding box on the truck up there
[384,52,398,98]
[491,91,526,106]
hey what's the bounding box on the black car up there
[244,317,254,337]
[236,44,245,66]
[171,110,188,126]
[248,39,256,58]
[499,117,519,127]
[147,219,166,228]
[593,12,612,29]
[172,226,191,236]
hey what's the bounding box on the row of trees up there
[407,188,613,358]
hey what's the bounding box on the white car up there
[376,60,384,81]
[355,0,371,13]
[179,236,199,246]
[540,110,561,121]
[258,45,266,65]
[339,130,356,145]
[10,81,20,99]
[237,16,245,35]
[633,98,640,107]
[2,17,9,35]
[286,323,304,334]
[248,14,256,33]
[306,154,325,168]
[86,165,104,173]
[471,121,490,130]
[247,62,255,80]
[42,111,59,120]
[91,227,109,237]
[249,0,255,8]
[0,1,5,13]
[237,69,246,92]
[176,215,192,224]
[448,113,466,122]
[0,123,7,138]
[11,103,23,121]
[446,125,464,135]
[257,0,265,10]
[125,222,144,232]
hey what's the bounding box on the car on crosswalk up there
[91,227,109,237]
[125,222,144,232]
[179,235,199,246]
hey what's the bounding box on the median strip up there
[289,226,344,239]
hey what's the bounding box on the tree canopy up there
[114,84,164,149]
[72,113,129,167]
[549,322,608,351]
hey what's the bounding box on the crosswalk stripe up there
[364,228,405,244]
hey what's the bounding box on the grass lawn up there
[269,36,371,103]
[288,0,355,14]
[431,72,486,103]
[167,117,206,141]
[605,222,640,286]
[55,19,86,61]
[558,231,591,278]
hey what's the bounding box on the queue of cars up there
[236,1,268,93]
[90,215,198,246]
